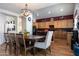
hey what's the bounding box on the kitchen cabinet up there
[33,22,38,28]
[33,15,73,29]
[53,30,67,39]
[67,19,73,28]
[54,21,58,28]
[38,22,46,28]
[67,32,73,47]
[53,19,73,28]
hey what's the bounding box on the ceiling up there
[0,3,57,14]
[34,3,75,19]
[0,3,75,19]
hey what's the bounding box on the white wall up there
[26,14,33,35]
[0,9,19,44]
[0,14,6,44]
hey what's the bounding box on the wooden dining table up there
[24,35,45,41]
[16,34,45,55]
[26,35,45,55]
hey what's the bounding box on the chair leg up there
[15,46,20,56]
[33,47,36,56]
[8,44,12,55]
[25,49,27,56]
[12,46,17,56]
[49,46,51,55]
[45,49,47,56]
[5,44,7,53]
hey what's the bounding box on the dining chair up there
[4,33,10,53]
[34,31,53,55]
[15,34,33,56]
[8,33,16,55]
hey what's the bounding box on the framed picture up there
[13,21,15,24]
[12,25,15,31]
[11,21,12,24]
[8,22,9,24]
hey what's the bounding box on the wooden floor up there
[0,39,74,56]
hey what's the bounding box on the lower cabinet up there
[67,32,73,47]
[53,30,67,39]
[53,31,73,48]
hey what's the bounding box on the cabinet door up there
[38,22,46,28]
[41,22,46,28]
[46,22,50,28]
[35,23,38,28]
[57,20,61,28]
[58,20,61,28]
[65,20,68,28]
[62,20,67,28]
[33,22,38,28]
[50,19,54,25]
[51,21,54,25]
[39,22,42,28]
[67,19,73,28]
[38,22,41,28]
[54,21,57,28]
[56,21,59,28]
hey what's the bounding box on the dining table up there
[27,35,45,55]
[16,34,45,55]
[24,35,45,41]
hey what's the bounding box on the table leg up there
[33,47,36,56]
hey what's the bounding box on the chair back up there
[4,33,10,43]
[8,33,16,45]
[16,34,26,48]
[45,31,53,48]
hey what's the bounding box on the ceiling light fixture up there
[20,4,31,17]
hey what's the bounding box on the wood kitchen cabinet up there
[38,22,42,28]
[33,19,73,29]
[33,15,73,29]
[58,20,61,28]
[67,19,73,28]
[53,30,67,39]
[67,32,73,47]
[45,22,50,28]
[53,19,73,28]
[33,22,38,28]
[38,22,46,29]
[54,21,58,28]
[50,18,54,25]
[61,20,67,28]
[33,21,52,29]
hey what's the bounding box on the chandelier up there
[20,4,31,17]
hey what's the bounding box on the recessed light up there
[60,8,63,12]
[37,13,39,16]
[48,11,51,14]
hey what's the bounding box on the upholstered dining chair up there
[15,34,33,56]
[8,33,16,55]
[34,31,53,55]
[4,33,10,53]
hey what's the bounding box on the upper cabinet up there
[33,15,73,29]
[66,19,73,28]
[34,18,52,29]
[54,19,73,28]
[33,22,38,28]
[38,22,46,28]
